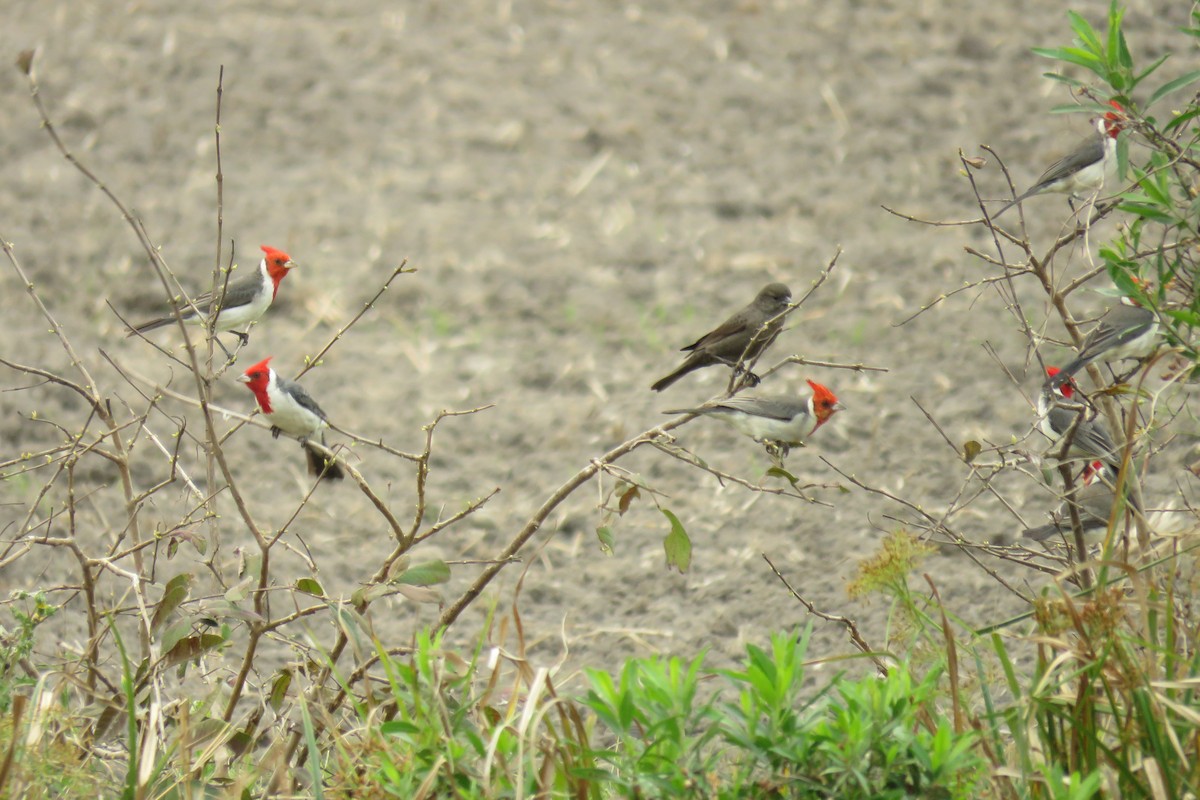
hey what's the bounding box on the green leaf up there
[269,669,292,711]
[1067,11,1103,53]
[1165,308,1200,327]
[766,466,800,487]
[1104,5,1131,71]
[661,509,692,573]
[962,441,981,464]
[224,577,253,603]
[385,556,411,581]
[1114,202,1174,223]
[1046,103,1102,116]
[295,578,325,598]
[393,560,450,586]
[1107,266,1140,299]
[159,619,195,656]
[596,525,615,555]
[151,573,192,632]
[353,583,393,605]
[1135,176,1170,208]
[1148,69,1200,107]
[1033,46,1102,73]
[1040,72,1085,89]
[299,701,326,800]
[381,720,419,736]
[1164,106,1200,134]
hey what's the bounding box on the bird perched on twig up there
[1023,461,1122,542]
[993,100,1126,219]
[650,283,791,392]
[237,357,344,481]
[1038,367,1121,471]
[1047,297,1158,388]
[665,379,844,458]
[128,245,297,344]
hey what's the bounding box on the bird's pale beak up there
[285,259,298,270]
[833,402,847,412]
[236,374,250,384]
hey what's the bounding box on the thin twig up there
[761,553,889,675]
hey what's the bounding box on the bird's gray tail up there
[126,316,175,337]
[1022,523,1062,542]
[991,199,1018,219]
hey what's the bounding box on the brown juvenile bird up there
[650,283,792,392]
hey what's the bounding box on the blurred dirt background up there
[3,0,1196,685]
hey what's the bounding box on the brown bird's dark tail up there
[650,367,689,392]
[304,442,345,481]
[651,354,709,392]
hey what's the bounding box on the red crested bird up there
[993,101,1126,219]
[665,379,844,457]
[1038,367,1120,470]
[1023,461,1120,542]
[237,357,344,480]
[651,283,792,392]
[129,245,298,343]
[1048,297,1158,388]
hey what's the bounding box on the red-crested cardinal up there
[1038,367,1120,470]
[993,101,1125,219]
[1023,461,1118,542]
[129,246,297,343]
[1048,297,1158,388]
[651,283,791,392]
[665,379,844,455]
[237,357,344,480]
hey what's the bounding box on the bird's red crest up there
[260,245,291,264]
[1082,460,1105,484]
[807,379,841,419]
[242,356,273,385]
[239,357,275,412]
[1045,366,1076,398]
[260,245,296,295]
[1102,100,1126,137]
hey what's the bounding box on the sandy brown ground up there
[3,0,1196,690]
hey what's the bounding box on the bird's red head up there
[807,379,845,431]
[1102,99,1126,138]
[260,245,297,293]
[1082,460,1105,483]
[1045,366,1076,399]
[238,357,275,412]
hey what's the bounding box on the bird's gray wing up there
[1029,132,1105,192]
[275,377,329,422]
[712,395,804,420]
